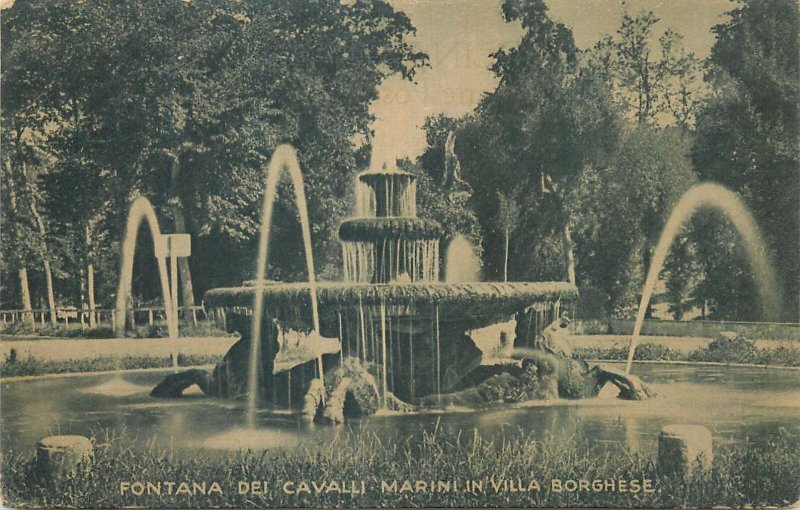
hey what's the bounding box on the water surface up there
[2,363,797,455]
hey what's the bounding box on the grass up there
[0,426,797,508]
[574,335,800,367]
[0,353,223,378]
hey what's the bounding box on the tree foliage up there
[693,0,799,319]
[1,0,426,307]
[426,0,620,283]
[587,8,706,128]
[566,126,697,315]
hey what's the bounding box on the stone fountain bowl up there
[204,281,578,330]
[339,217,443,241]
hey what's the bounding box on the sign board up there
[165,233,192,258]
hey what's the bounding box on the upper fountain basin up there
[339,217,443,241]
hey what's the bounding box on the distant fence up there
[575,318,800,340]
[0,306,215,331]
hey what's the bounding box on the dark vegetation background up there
[2,0,798,322]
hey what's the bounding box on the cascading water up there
[625,182,781,374]
[114,197,179,366]
[342,242,376,283]
[340,161,441,284]
[247,144,322,428]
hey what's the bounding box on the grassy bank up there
[575,334,800,367]
[1,427,797,508]
[0,353,223,378]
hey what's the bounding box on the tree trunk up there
[26,162,57,325]
[85,226,97,327]
[174,213,195,308]
[79,265,86,326]
[563,225,576,285]
[503,231,510,282]
[167,150,196,307]
[87,263,96,327]
[43,260,56,325]
[19,267,33,326]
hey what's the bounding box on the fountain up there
[191,145,652,418]
[625,183,782,374]
[245,144,324,427]
[444,235,481,282]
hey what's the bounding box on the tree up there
[693,0,799,319]
[590,8,706,128]
[566,126,697,315]
[614,9,661,123]
[431,0,620,283]
[3,0,428,309]
[658,30,707,129]
[496,192,519,281]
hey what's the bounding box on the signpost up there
[163,234,191,337]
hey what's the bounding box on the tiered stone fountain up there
[197,160,581,412]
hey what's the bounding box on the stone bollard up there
[35,435,93,483]
[657,424,713,478]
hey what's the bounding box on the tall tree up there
[614,9,661,123]
[693,0,799,319]
[445,0,619,282]
[590,8,706,128]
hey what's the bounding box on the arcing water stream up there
[114,197,179,366]
[625,183,781,374]
[248,145,322,428]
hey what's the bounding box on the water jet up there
[114,197,179,366]
[625,183,781,374]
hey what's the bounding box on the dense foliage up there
[415,0,798,319]
[692,0,799,320]
[1,0,427,309]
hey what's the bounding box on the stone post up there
[35,435,93,483]
[657,424,713,478]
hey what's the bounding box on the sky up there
[370,0,736,163]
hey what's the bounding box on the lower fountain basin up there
[203,281,578,403]
[204,281,577,330]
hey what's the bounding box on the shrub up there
[573,343,682,362]
[689,333,758,364]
